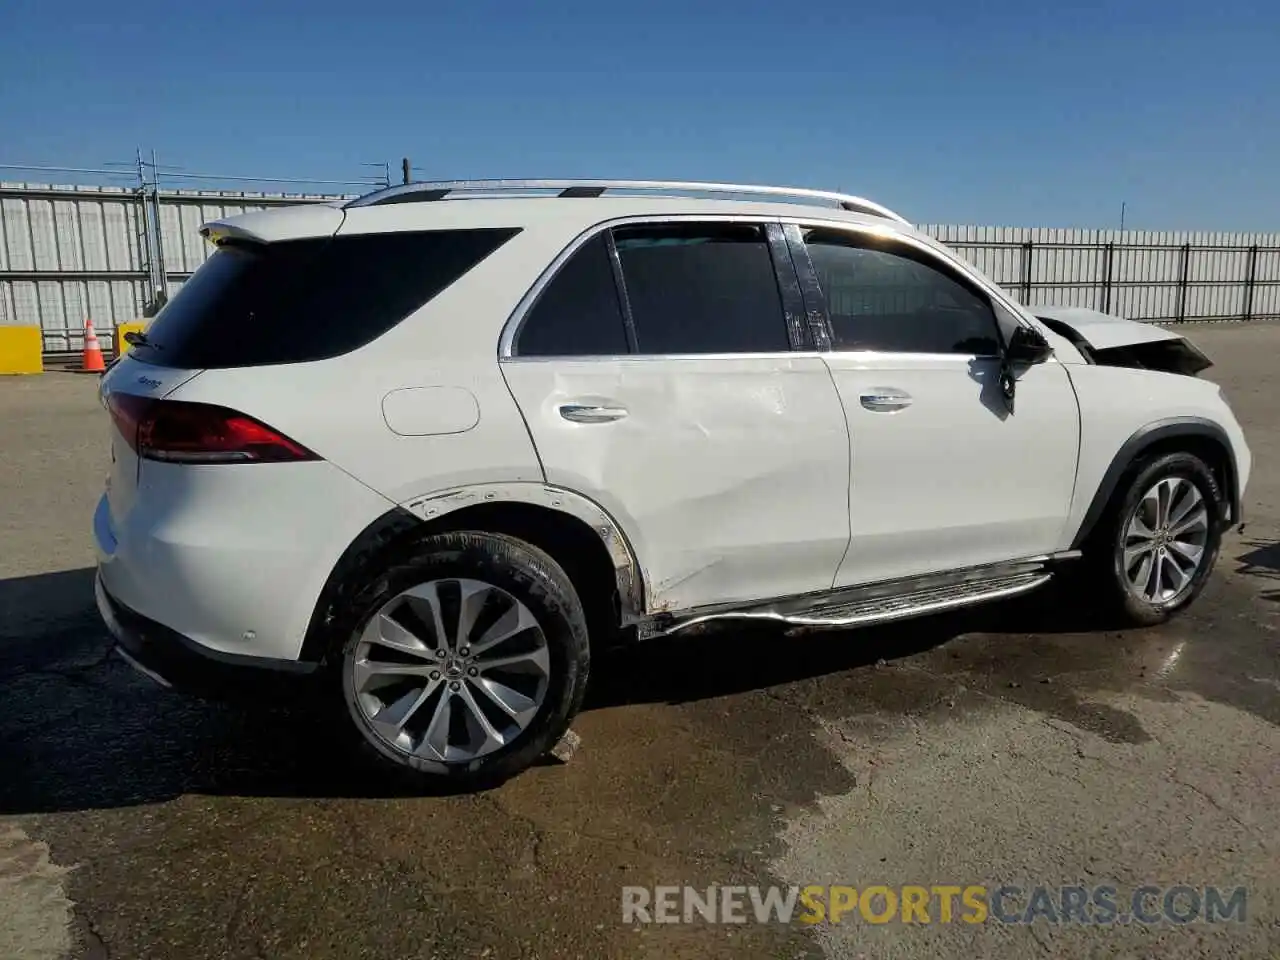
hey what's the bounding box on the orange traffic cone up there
[82,319,106,373]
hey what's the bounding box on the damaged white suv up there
[93,179,1251,787]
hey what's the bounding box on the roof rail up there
[343,178,909,223]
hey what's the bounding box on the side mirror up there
[1005,325,1053,365]
[998,326,1052,414]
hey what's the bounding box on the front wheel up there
[1086,451,1224,626]
[336,532,589,789]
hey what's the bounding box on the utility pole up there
[151,149,169,300]
[402,157,411,184]
[1119,201,1126,233]
[133,148,158,315]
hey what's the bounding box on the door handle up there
[558,403,629,423]
[859,390,913,413]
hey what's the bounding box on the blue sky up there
[2,0,1278,230]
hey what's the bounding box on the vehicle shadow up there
[585,583,1109,709]
[1234,539,1280,604]
[0,566,1122,813]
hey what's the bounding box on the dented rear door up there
[501,221,851,614]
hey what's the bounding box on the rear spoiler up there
[199,204,346,246]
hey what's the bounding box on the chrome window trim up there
[501,350,994,364]
[496,212,1047,364]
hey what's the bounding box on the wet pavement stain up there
[3,542,1278,958]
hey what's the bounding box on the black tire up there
[334,531,589,790]
[1083,451,1224,627]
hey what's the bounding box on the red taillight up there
[107,394,317,464]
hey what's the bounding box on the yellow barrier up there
[114,322,148,358]
[0,326,43,374]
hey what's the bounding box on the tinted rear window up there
[130,228,519,368]
[515,234,629,356]
[612,223,789,354]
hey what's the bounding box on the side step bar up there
[644,567,1053,638]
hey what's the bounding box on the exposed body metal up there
[402,482,646,623]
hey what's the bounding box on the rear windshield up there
[129,228,519,368]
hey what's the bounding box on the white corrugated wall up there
[3,184,1279,353]
[0,187,149,351]
[0,183,336,351]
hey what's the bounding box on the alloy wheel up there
[347,578,551,762]
[1121,476,1211,604]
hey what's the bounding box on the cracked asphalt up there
[2,321,1278,959]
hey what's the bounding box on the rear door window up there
[130,228,519,368]
[514,234,630,356]
[612,223,790,354]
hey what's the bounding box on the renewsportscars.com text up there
[621,884,1247,926]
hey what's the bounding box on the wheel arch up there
[299,484,646,663]
[1069,417,1239,550]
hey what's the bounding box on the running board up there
[645,568,1053,638]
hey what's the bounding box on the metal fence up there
[923,225,1280,325]
[2,180,1278,354]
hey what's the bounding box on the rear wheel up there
[337,532,589,788]
[1085,452,1224,626]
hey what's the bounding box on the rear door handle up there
[558,403,629,423]
[859,390,913,413]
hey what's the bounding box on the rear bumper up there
[95,571,317,699]
[92,455,396,663]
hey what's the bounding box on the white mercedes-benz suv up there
[93,179,1251,787]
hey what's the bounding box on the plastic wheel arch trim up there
[401,482,646,622]
[1069,417,1240,550]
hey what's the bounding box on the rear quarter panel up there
[165,220,586,504]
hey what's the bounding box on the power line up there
[136,171,379,187]
[0,163,136,178]
[0,161,379,189]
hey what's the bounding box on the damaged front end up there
[1032,304,1213,376]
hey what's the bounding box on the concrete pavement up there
[1,322,1277,958]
